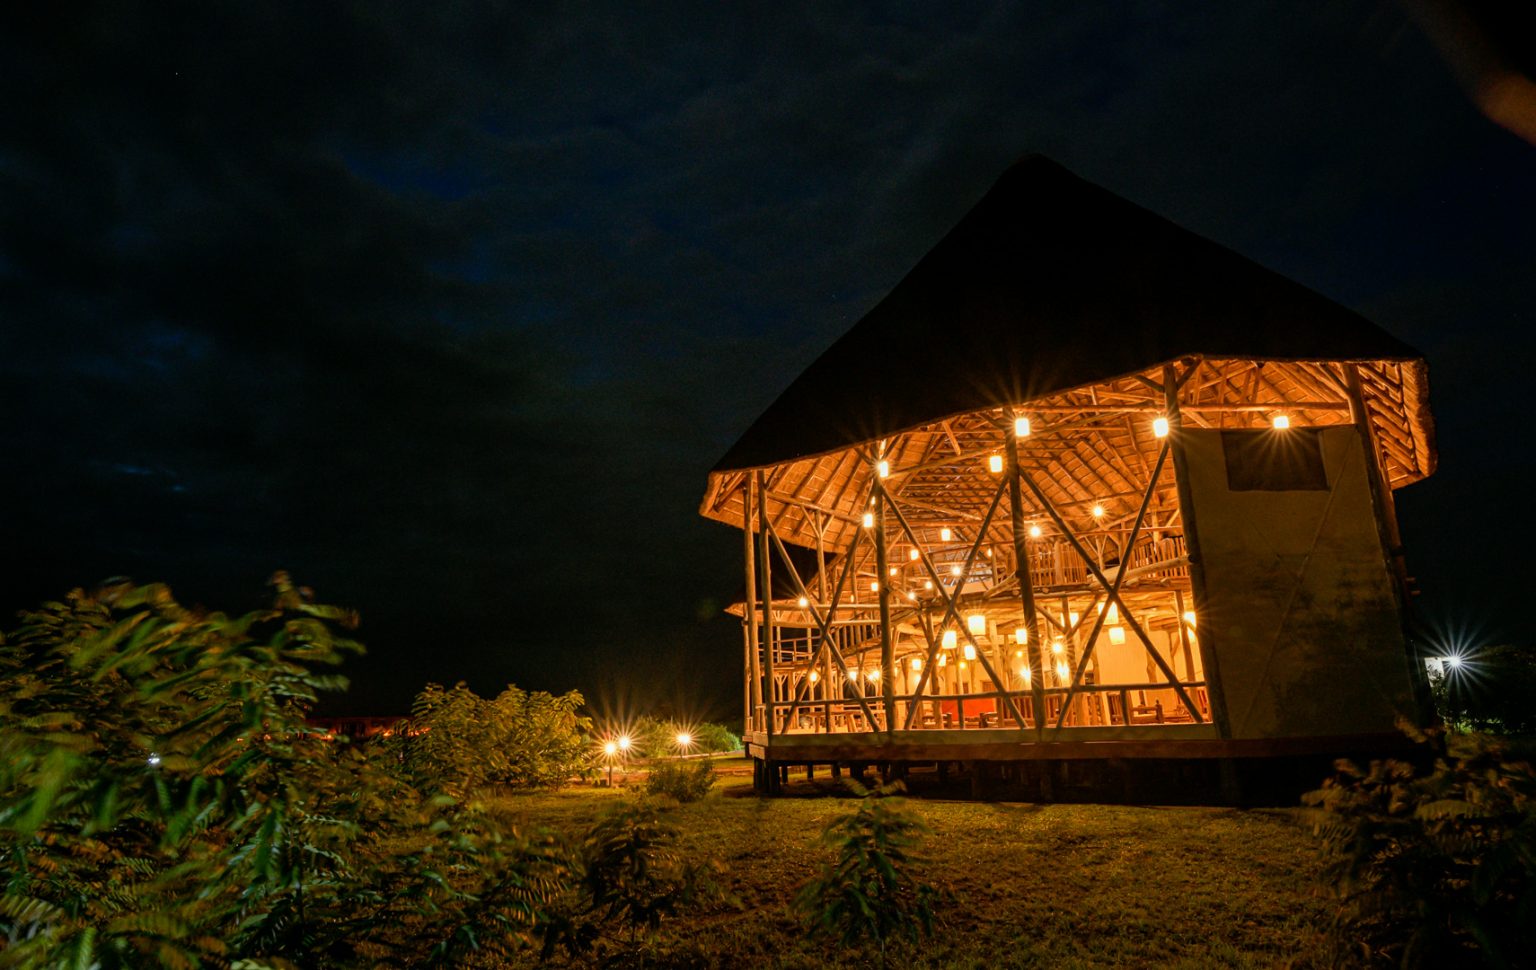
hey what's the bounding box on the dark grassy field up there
[491,768,1338,968]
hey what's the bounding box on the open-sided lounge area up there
[699,157,1435,794]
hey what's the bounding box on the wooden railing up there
[767,682,1210,735]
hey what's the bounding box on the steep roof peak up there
[713,156,1421,473]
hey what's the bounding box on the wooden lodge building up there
[699,156,1436,799]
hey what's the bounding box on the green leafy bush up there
[392,681,592,795]
[645,759,716,802]
[795,782,937,950]
[1303,723,1536,968]
[692,722,742,754]
[632,717,741,758]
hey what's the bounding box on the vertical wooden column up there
[742,480,761,735]
[873,477,896,737]
[1005,431,1047,738]
[1174,589,1197,685]
[815,515,833,720]
[1162,364,1233,741]
[1345,365,1434,723]
[756,471,776,739]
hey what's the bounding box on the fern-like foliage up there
[1303,720,1536,968]
[794,781,938,952]
[644,759,715,803]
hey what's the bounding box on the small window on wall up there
[1221,429,1328,491]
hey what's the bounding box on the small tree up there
[394,682,591,795]
[795,782,937,953]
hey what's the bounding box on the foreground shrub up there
[1303,723,1536,968]
[0,575,366,966]
[795,781,937,951]
[645,759,716,802]
[393,681,592,795]
[0,577,596,967]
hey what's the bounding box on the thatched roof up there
[712,155,1426,475]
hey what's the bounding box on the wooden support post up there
[1346,365,1436,724]
[1163,364,1232,737]
[756,471,776,741]
[743,481,762,735]
[874,477,896,737]
[1006,431,1048,740]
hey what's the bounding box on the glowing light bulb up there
[950,564,963,577]
[940,527,952,542]
[869,580,879,593]
[924,579,934,590]
[862,512,874,528]
[889,565,898,577]
[1014,627,1028,645]
[867,669,880,682]
[1028,524,1042,539]
[967,613,986,636]
[1108,626,1126,645]
[963,643,977,661]
[1014,416,1031,437]
[847,669,858,681]
[617,735,632,752]
[797,596,808,608]
[988,454,1003,474]
[1091,504,1105,519]
[1183,611,1197,628]
[938,653,948,667]
[1019,666,1032,684]
[1272,414,1290,430]
[675,732,693,748]
[1153,416,1170,438]
[906,591,917,601]
[942,630,958,650]
[1056,662,1071,682]
[1105,603,1118,624]
[877,458,890,478]
[604,740,618,756]
[809,670,819,683]
[909,548,920,561]
[910,656,923,672]
[1051,638,1065,655]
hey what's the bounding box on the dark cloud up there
[2,1,1531,715]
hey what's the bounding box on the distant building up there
[699,156,1434,797]
[307,715,406,740]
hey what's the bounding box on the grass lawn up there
[489,768,1338,968]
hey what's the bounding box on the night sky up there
[3,3,1532,720]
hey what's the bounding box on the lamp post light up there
[675,731,694,755]
[602,739,619,787]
